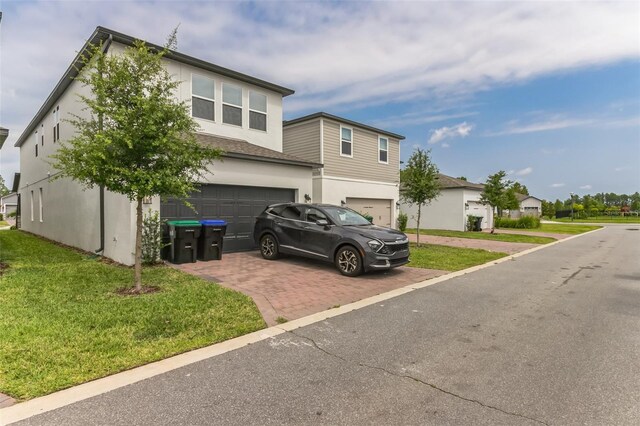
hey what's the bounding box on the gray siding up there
[322,120,399,183]
[283,120,321,164]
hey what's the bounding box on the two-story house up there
[14,27,319,264]
[283,112,404,228]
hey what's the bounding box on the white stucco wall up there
[108,43,284,153]
[400,188,465,231]
[463,189,494,229]
[314,175,400,228]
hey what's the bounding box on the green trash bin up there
[474,216,483,231]
[167,220,202,264]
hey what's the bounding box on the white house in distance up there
[400,174,494,231]
[283,112,404,228]
[514,194,542,217]
[14,27,321,264]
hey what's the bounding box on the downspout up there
[95,34,113,254]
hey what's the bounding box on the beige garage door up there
[346,198,392,227]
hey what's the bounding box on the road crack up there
[558,266,594,288]
[287,329,549,426]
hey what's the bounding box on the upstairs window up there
[222,83,242,126]
[340,126,353,157]
[34,131,38,157]
[41,124,44,146]
[52,106,60,142]
[378,137,388,164]
[191,74,215,121]
[249,91,267,131]
[39,188,44,222]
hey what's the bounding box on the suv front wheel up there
[335,246,363,277]
[260,234,279,260]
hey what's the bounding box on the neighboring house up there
[512,194,542,218]
[283,112,404,228]
[1,192,18,221]
[400,174,494,231]
[14,27,320,265]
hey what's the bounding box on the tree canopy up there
[400,148,440,246]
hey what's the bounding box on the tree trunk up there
[134,197,143,292]
[416,204,422,247]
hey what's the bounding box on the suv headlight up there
[367,240,383,252]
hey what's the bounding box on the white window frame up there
[222,83,243,127]
[340,125,353,158]
[53,106,60,142]
[248,91,267,132]
[39,188,43,222]
[378,136,389,164]
[191,73,216,122]
[30,190,34,221]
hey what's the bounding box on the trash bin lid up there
[200,219,227,226]
[167,220,202,227]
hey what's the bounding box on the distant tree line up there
[541,192,640,218]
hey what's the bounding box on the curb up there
[0,227,604,425]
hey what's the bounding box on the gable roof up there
[284,112,405,140]
[10,172,20,193]
[195,133,322,168]
[437,174,485,190]
[15,26,295,148]
[515,193,542,202]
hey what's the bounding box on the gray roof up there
[284,112,406,140]
[437,174,485,190]
[195,133,322,168]
[515,193,542,202]
[15,26,295,148]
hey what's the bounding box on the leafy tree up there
[554,199,564,213]
[52,31,222,292]
[480,171,519,229]
[510,181,529,196]
[400,148,440,246]
[456,176,467,181]
[541,200,556,218]
[0,176,9,197]
[631,199,640,212]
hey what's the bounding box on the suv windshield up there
[323,207,371,226]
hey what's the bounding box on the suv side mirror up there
[316,219,329,227]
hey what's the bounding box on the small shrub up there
[0,213,3,221]
[397,212,408,231]
[466,215,483,231]
[141,210,164,265]
[495,216,540,229]
[7,211,16,218]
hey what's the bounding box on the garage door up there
[346,198,392,228]
[161,184,295,252]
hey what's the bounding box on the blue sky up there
[1,1,638,200]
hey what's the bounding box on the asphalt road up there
[13,226,640,425]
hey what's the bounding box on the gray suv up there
[253,203,410,276]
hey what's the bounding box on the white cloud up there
[428,122,473,144]
[441,142,450,148]
[488,117,594,136]
[515,167,533,176]
[580,185,592,190]
[412,144,421,150]
[614,166,630,172]
[550,183,566,188]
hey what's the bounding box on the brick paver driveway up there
[175,252,445,326]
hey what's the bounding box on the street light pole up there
[570,192,575,221]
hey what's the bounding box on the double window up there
[222,83,243,126]
[378,137,389,164]
[192,74,215,121]
[249,91,267,131]
[340,126,353,157]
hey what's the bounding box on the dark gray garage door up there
[161,184,295,252]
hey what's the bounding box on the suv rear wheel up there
[335,246,363,277]
[260,234,279,260]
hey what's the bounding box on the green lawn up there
[0,221,9,227]
[405,228,555,244]
[408,243,508,271]
[554,216,640,224]
[521,223,602,234]
[0,231,266,401]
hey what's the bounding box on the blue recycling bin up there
[197,220,228,261]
